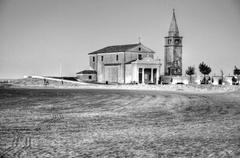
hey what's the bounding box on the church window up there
[139,47,141,51]
[101,56,103,61]
[138,54,142,60]
[175,39,180,44]
[168,39,172,44]
[88,75,92,79]
[93,56,95,62]
[116,55,118,61]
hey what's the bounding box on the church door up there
[144,69,151,84]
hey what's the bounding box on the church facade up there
[82,10,182,84]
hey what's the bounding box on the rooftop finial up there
[138,37,141,44]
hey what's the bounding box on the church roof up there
[76,70,97,74]
[88,43,154,55]
[168,9,179,36]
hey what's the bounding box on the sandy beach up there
[0,88,240,157]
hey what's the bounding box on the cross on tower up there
[138,37,141,44]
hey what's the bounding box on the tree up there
[219,70,224,85]
[199,62,211,84]
[186,66,195,83]
[233,66,240,84]
[232,76,237,85]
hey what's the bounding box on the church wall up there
[131,63,138,83]
[104,65,119,83]
[89,55,97,70]
[99,52,124,83]
[125,64,132,83]
[97,55,104,83]
[93,52,124,83]
[125,52,153,63]
[119,63,125,83]
[96,52,124,64]
[118,65,123,83]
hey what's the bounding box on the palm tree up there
[186,66,195,83]
[199,62,211,84]
[233,66,240,84]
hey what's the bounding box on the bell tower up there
[164,9,183,76]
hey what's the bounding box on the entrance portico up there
[132,57,161,84]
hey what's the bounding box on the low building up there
[76,70,97,82]
[212,76,224,85]
[225,75,240,85]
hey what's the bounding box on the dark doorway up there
[153,69,157,84]
[139,68,142,83]
[144,69,151,84]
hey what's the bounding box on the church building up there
[88,43,161,84]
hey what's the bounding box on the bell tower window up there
[168,39,172,44]
[175,39,180,44]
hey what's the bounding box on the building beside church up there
[164,9,183,76]
[76,70,97,82]
[88,43,161,84]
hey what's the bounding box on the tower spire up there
[168,9,179,36]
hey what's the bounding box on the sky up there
[0,0,240,79]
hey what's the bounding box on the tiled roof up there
[88,43,141,55]
[76,70,97,74]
